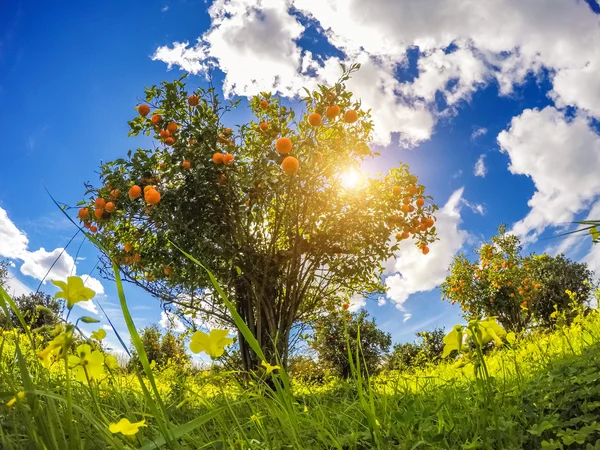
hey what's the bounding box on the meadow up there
[1,273,599,449]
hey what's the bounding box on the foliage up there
[78,66,438,369]
[127,324,189,371]
[0,260,7,288]
[0,292,63,333]
[311,309,391,378]
[386,327,445,370]
[440,224,594,332]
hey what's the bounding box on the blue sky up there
[2,0,600,358]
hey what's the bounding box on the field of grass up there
[1,276,600,450]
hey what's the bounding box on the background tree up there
[386,328,445,371]
[310,309,391,378]
[440,225,595,332]
[128,324,189,371]
[0,260,8,289]
[79,65,437,371]
[0,292,63,332]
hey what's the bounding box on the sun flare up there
[340,169,364,189]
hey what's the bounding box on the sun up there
[340,169,364,189]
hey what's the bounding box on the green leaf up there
[79,316,100,324]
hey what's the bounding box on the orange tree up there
[77,65,437,371]
[440,225,594,332]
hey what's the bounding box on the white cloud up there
[462,199,485,216]
[4,271,32,297]
[161,5,169,12]
[347,293,366,312]
[20,247,75,281]
[159,311,186,333]
[474,154,487,177]
[0,207,29,259]
[102,324,112,331]
[471,127,488,140]
[377,296,386,307]
[75,300,98,315]
[384,188,470,308]
[402,313,412,323]
[498,107,600,243]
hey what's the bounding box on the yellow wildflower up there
[261,360,280,375]
[51,276,95,310]
[37,329,72,368]
[68,344,105,382]
[189,329,233,359]
[105,354,119,370]
[6,392,24,407]
[109,418,146,436]
[91,328,107,341]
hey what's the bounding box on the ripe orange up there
[212,152,224,164]
[77,208,89,220]
[402,231,410,239]
[281,156,299,174]
[276,137,293,155]
[343,303,349,311]
[145,188,161,205]
[521,301,527,307]
[308,112,322,126]
[110,189,120,199]
[164,266,173,276]
[224,127,232,135]
[138,104,150,117]
[188,139,196,145]
[344,109,358,123]
[165,137,175,146]
[401,204,409,213]
[416,197,425,207]
[314,151,323,162]
[94,208,104,220]
[188,95,199,106]
[167,122,178,133]
[396,233,403,240]
[408,185,418,195]
[89,225,98,233]
[421,245,430,255]
[95,198,106,208]
[151,114,162,124]
[393,185,401,196]
[259,122,269,132]
[182,160,191,169]
[129,185,142,199]
[105,202,115,213]
[223,153,235,166]
[408,205,415,213]
[159,129,171,139]
[419,223,428,232]
[124,243,132,253]
[260,100,269,110]
[402,197,411,205]
[326,104,340,119]
[83,222,91,229]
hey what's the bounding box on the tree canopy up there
[78,65,437,370]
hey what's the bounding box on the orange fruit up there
[259,122,269,132]
[110,189,120,199]
[314,151,323,162]
[167,122,178,133]
[159,129,171,139]
[95,198,106,209]
[260,100,269,110]
[396,233,403,240]
[401,205,409,213]
[124,243,132,253]
[94,208,104,220]
[77,208,89,220]
[421,245,430,255]
[281,156,299,174]
[408,205,415,213]
[105,202,115,213]
[138,104,150,117]
[308,112,322,126]
[144,185,155,193]
[151,114,162,124]
[402,231,410,239]
[326,104,340,119]
[164,266,173,276]
[276,137,293,155]
[129,185,142,199]
[89,225,98,233]
[145,188,161,205]
[212,152,224,164]
[182,160,191,169]
[223,153,235,166]
[419,223,428,232]
[165,137,175,146]
[416,197,425,207]
[510,293,515,297]
[408,185,418,195]
[133,253,141,263]
[224,127,232,135]
[83,222,91,229]
[344,109,358,123]
[188,95,199,106]
[402,197,411,205]
[188,139,196,145]
[327,91,337,101]
[490,298,494,303]
[393,185,401,196]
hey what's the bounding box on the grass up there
[1,269,600,450]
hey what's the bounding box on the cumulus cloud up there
[159,311,186,333]
[377,296,386,307]
[498,107,600,243]
[347,293,366,312]
[0,207,28,259]
[384,188,471,309]
[474,154,487,177]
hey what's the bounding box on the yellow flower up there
[105,354,119,370]
[303,406,308,413]
[38,329,72,368]
[109,418,146,436]
[189,329,233,359]
[68,344,105,382]
[91,328,106,341]
[261,360,280,375]
[6,392,24,407]
[51,276,95,310]
[250,414,259,422]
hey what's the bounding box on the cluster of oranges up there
[389,184,434,254]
